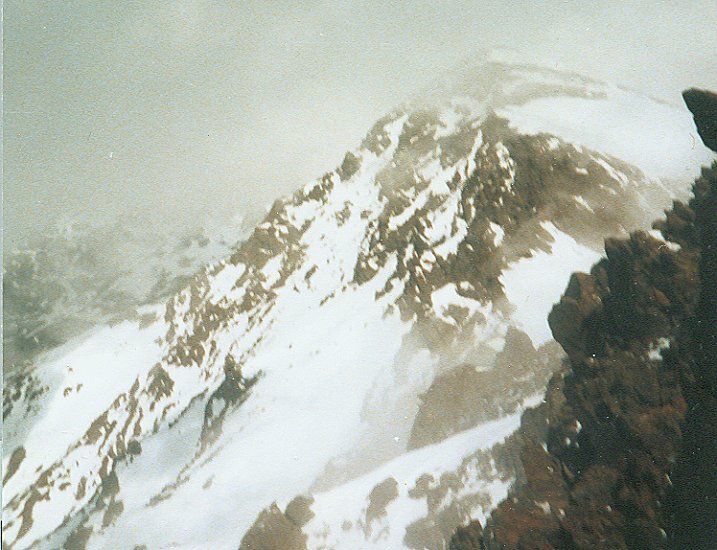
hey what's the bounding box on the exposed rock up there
[338,151,361,181]
[239,504,307,550]
[683,89,717,152]
[479,194,710,547]
[126,439,142,456]
[666,161,717,548]
[365,477,399,527]
[285,495,316,527]
[201,354,258,446]
[3,446,26,484]
[409,327,561,449]
[63,525,93,550]
[450,520,484,550]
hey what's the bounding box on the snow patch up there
[500,222,601,345]
[499,86,714,182]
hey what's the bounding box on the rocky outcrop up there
[450,94,717,549]
[683,89,717,152]
[665,103,717,547]
[409,328,561,449]
[239,496,315,550]
[201,354,259,447]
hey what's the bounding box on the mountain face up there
[2,58,712,550]
[450,94,717,549]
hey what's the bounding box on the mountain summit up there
[2,58,712,550]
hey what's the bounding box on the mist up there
[4,0,717,248]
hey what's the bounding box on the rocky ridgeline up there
[451,90,717,549]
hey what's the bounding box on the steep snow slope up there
[2,59,711,550]
[303,399,542,550]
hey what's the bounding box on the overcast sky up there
[4,0,717,247]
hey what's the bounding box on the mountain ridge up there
[2,61,712,550]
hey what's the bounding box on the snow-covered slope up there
[2,59,712,550]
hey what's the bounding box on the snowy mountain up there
[2,56,712,550]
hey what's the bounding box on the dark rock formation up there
[664,134,717,547]
[451,521,485,550]
[683,89,717,152]
[201,354,258,447]
[450,93,717,549]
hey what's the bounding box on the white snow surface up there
[498,85,713,182]
[95,260,412,549]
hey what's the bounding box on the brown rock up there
[239,503,307,550]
